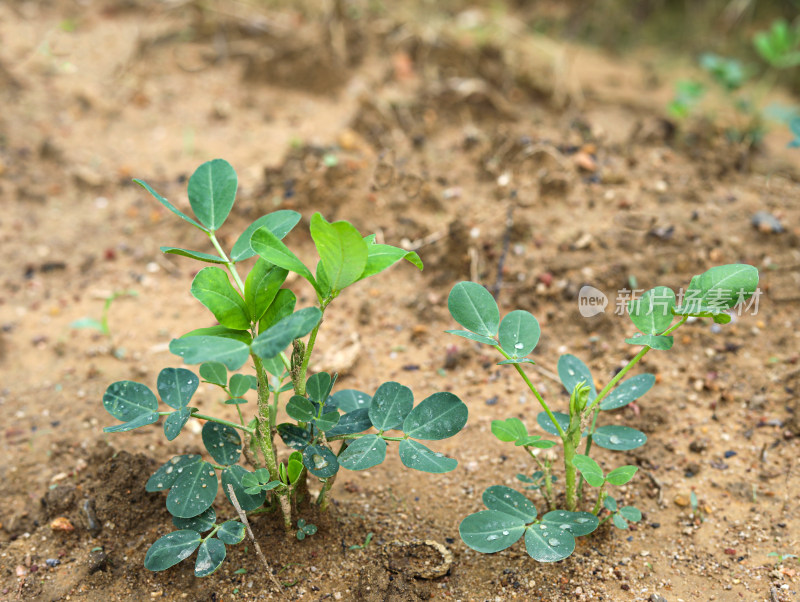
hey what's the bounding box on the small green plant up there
[448,264,758,562]
[349,531,374,550]
[71,289,138,336]
[768,552,798,567]
[100,159,468,577]
[295,518,317,540]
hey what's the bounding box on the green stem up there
[327,433,406,442]
[207,232,246,293]
[186,411,254,434]
[494,345,565,439]
[235,404,245,426]
[294,315,324,397]
[563,436,578,511]
[526,448,554,510]
[592,485,607,515]
[251,354,281,482]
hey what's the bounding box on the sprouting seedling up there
[668,80,705,119]
[99,159,469,577]
[448,264,759,562]
[753,19,800,70]
[295,519,317,541]
[689,490,704,523]
[71,289,138,337]
[349,531,374,550]
[768,552,798,567]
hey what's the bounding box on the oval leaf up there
[628,286,676,335]
[103,411,159,433]
[572,454,604,487]
[600,373,655,411]
[557,355,596,399]
[195,537,226,577]
[157,367,199,409]
[536,411,571,437]
[250,307,322,360]
[329,389,371,413]
[448,282,500,337]
[258,288,297,333]
[680,264,759,312]
[368,382,413,431]
[402,392,468,441]
[491,417,528,443]
[326,408,372,437]
[310,213,369,292]
[277,423,312,451]
[217,521,246,545]
[444,329,498,345]
[222,465,267,512]
[540,510,599,537]
[172,506,216,533]
[397,439,458,473]
[167,461,218,518]
[524,524,575,562]
[146,455,203,492]
[593,425,647,451]
[482,486,538,522]
[228,373,251,398]
[164,407,193,441]
[103,381,158,422]
[231,210,301,263]
[199,362,227,386]
[302,445,339,479]
[460,510,526,553]
[625,334,674,350]
[286,395,316,422]
[359,242,423,281]
[307,372,333,403]
[161,247,226,264]
[145,530,201,572]
[170,336,250,371]
[191,267,250,330]
[187,159,237,231]
[605,465,638,486]
[338,434,387,471]
[202,422,242,465]
[499,310,541,357]
[244,259,287,323]
[251,226,317,290]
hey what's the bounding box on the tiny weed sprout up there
[448,265,759,562]
[100,159,468,577]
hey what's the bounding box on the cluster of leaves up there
[100,159,468,576]
[448,264,758,561]
[668,18,800,149]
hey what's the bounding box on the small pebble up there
[723,450,737,458]
[485,396,498,406]
[45,558,60,568]
[751,211,783,233]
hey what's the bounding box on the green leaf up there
[167,461,218,518]
[201,422,242,465]
[497,358,537,366]
[257,288,296,333]
[307,372,333,403]
[302,445,339,479]
[536,412,573,437]
[277,423,312,450]
[402,392,468,440]
[231,210,302,263]
[326,408,372,437]
[368,382,413,431]
[244,259,287,323]
[625,334,674,350]
[491,417,528,443]
[619,506,642,522]
[134,178,206,232]
[444,330,498,345]
[557,355,596,400]
[145,530,202,572]
[102,381,158,422]
[459,511,526,553]
[160,247,227,264]
[170,336,250,370]
[286,395,316,422]
[146,455,202,492]
[251,226,317,291]
[359,242,423,282]
[498,310,540,357]
[183,326,252,345]
[599,374,655,410]
[262,357,286,379]
[628,286,675,335]
[221,465,267,511]
[518,436,557,449]
[250,307,322,360]
[604,496,618,512]
[572,455,604,487]
[191,267,250,330]
[103,411,159,433]
[448,282,500,337]
[524,525,575,562]
[338,434,387,470]
[612,513,630,530]
[228,374,251,398]
[164,407,193,441]
[593,425,647,451]
[605,465,638,486]
[70,317,105,332]
[310,213,368,292]
[187,159,237,231]
[540,510,598,537]
[329,389,371,413]
[157,367,199,409]
[172,507,216,533]
[287,453,303,484]
[397,439,458,473]
[217,521,246,545]
[675,264,759,315]
[315,411,340,432]
[195,537,226,577]
[482,486,538,522]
